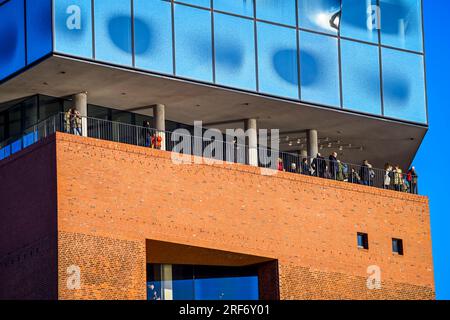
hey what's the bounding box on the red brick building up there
[0,0,433,300]
[0,133,434,300]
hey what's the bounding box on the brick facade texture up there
[0,133,435,300]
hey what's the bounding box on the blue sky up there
[414,0,450,300]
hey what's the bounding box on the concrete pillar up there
[153,104,166,151]
[245,119,258,166]
[299,149,308,159]
[73,92,88,137]
[306,129,318,159]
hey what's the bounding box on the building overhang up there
[0,55,427,168]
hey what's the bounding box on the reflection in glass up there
[134,0,173,74]
[26,0,52,64]
[0,0,25,80]
[382,48,427,123]
[214,0,254,17]
[256,0,296,26]
[341,0,379,43]
[298,0,341,35]
[300,31,340,107]
[257,22,299,99]
[54,0,93,59]
[214,13,256,91]
[178,0,211,8]
[94,0,133,66]
[174,4,213,82]
[380,0,423,52]
[341,40,381,115]
[147,264,259,301]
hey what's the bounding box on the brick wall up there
[0,137,58,300]
[54,133,434,300]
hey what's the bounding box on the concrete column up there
[306,129,318,159]
[153,104,166,151]
[299,149,308,159]
[245,119,258,166]
[73,92,88,137]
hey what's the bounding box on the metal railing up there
[0,113,419,195]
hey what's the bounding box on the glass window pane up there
[341,40,381,115]
[0,0,26,80]
[255,0,296,26]
[214,13,256,91]
[214,0,254,17]
[39,95,63,120]
[54,0,93,59]
[382,48,426,123]
[94,0,132,66]
[174,4,213,82]
[380,0,423,52]
[23,97,38,128]
[178,0,211,8]
[8,107,22,138]
[298,0,341,35]
[341,0,379,43]
[299,31,340,107]
[257,22,299,99]
[134,0,173,74]
[26,0,52,64]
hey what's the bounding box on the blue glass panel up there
[341,0,379,43]
[26,0,52,64]
[299,31,340,107]
[298,0,341,35]
[178,0,211,8]
[257,22,298,99]
[23,132,38,148]
[194,276,259,300]
[174,4,213,82]
[0,0,26,80]
[382,48,426,123]
[134,0,173,74]
[255,0,296,26]
[214,0,254,17]
[54,0,93,58]
[0,145,11,160]
[94,0,132,66]
[214,13,256,91]
[380,0,423,52]
[11,139,22,154]
[341,40,381,115]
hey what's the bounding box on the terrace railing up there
[0,113,419,195]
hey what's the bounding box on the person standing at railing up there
[64,109,72,133]
[336,160,345,181]
[277,158,284,172]
[142,121,151,147]
[301,158,311,175]
[329,152,338,180]
[73,109,82,136]
[384,163,393,190]
[393,164,403,192]
[407,167,419,194]
[312,153,326,178]
[359,160,371,186]
[151,133,163,150]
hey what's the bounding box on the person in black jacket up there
[312,153,326,178]
[359,160,370,186]
[329,152,338,180]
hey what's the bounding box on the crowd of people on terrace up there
[278,152,419,194]
[62,112,419,194]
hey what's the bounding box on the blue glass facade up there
[0,0,428,124]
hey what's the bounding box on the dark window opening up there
[392,238,404,255]
[357,232,369,250]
